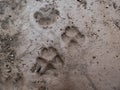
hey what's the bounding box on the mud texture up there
[0,0,120,90]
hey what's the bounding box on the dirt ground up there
[0,0,120,90]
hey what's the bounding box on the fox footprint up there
[31,47,64,75]
[34,4,60,25]
[61,26,85,47]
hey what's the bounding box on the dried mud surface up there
[0,0,120,90]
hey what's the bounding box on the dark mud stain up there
[92,56,96,59]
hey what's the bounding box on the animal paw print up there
[61,26,85,47]
[31,47,64,75]
[34,4,60,25]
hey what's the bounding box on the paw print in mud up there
[31,47,64,75]
[61,25,85,47]
[34,5,60,25]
